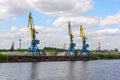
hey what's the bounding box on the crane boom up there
[68,21,74,44]
[28,12,35,41]
[80,25,87,44]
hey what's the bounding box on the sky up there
[0,0,120,50]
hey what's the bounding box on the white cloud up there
[53,11,120,29]
[0,25,120,50]
[96,28,120,35]
[0,0,93,23]
[86,28,120,50]
[31,0,93,16]
[11,27,17,31]
[0,0,30,23]
[100,11,120,26]
[0,0,120,28]
[53,16,99,28]
[0,26,66,49]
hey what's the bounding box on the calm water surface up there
[0,60,120,80]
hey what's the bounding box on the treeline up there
[42,47,81,53]
[0,49,27,52]
[43,47,65,52]
[91,48,119,52]
[0,47,65,53]
[0,47,119,53]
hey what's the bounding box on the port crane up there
[80,25,89,55]
[28,12,40,55]
[67,21,77,56]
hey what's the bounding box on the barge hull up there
[8,55,96,62]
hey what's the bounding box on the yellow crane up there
[67,21,76,56]
[80,25,89,55]
[28,12,40,55]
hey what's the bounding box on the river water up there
[0,60,120,80]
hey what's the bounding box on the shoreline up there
[0,53,120,63]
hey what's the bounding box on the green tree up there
[114,48,119,52]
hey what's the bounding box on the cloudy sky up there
[0,0,120,50]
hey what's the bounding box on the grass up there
[90,53,120,59]
[0,53,9,62]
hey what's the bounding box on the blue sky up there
[0,0,120,50]
[84,0,120,16]
[0,10,57,30]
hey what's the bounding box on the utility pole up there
[98,42,101,51]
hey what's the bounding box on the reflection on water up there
[0,60,120,80]
[30,62,38,80]
[67,62,74,80]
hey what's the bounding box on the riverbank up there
[0,53,120,62]
[90,53,120,59]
